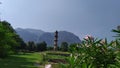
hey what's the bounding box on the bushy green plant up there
[0,21,21,58]
[36,41,47,51]
[61,37,119,68]
[60,42,69,51]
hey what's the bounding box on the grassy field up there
[0,52,43,68]
[45,51,69,59]
[41,51,69,68]
[0,51,69,68]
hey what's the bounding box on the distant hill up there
[16,28,45,42]
[15,28,81,46]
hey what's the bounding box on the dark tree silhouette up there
[36,41,47,51]
[60,42,68,51]
[27,41,36,51]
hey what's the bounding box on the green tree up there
[47,46,53,51]
[0,21,20,58]
[27,41,36,51]
[16,36,27,52]
[36,41,47,51]
[60,42,68,51]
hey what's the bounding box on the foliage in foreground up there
[61,38,120,68]
[61,26,120,68]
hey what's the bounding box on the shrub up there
[62,38,119,68]
[60,42,68,51]
[36,41,47,51]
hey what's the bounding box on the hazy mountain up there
[39,31,81,46]
[15,28,81,46]
[25,28,45,36]
[16,28,45,42]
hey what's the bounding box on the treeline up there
[20,41,70,52]
[0,21,71,58]
[25,41,47,52]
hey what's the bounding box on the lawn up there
[0,52,42,68]
[0,51,70,68]
[41,51,70,68]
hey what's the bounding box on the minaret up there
[54,31,58,51]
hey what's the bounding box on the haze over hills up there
[15,28,81,46]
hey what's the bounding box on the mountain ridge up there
[15,28,81,46]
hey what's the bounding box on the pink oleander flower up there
[84,35,94,40]
[100,39,105,44]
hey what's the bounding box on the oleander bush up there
[61,37,120,68]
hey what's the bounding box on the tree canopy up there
[0,21,25,58]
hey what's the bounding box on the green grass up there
[46,54,67,59]
[0,52,42,68]
[0,51,70,68]
[45,51,70,55]
[43,51,69,60]
[41,51,69,68]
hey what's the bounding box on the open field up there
[0,51,69,68]
[40,51,70,68]
[0,52,42,68]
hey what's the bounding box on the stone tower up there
[54,31,58,51]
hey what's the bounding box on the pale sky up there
[0,0,120,41]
